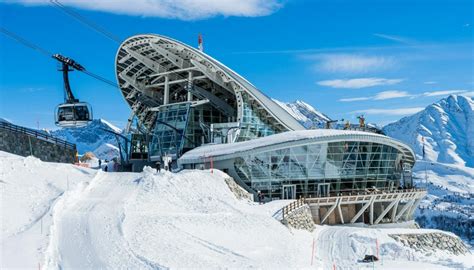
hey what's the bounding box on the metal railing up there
[280,188,427,220]
[0,121,76,151]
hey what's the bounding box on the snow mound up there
[0,151,96,268]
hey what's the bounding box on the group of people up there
[98,158,119,172]
[156,155,173,172]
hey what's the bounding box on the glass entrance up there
[282,185,296,199]
[317,183,330,197]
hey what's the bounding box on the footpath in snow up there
[1,151,472,269]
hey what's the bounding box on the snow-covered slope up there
[0,152,96,268]
[50,119,121,159]
[1,151,471,269]
[383,95,474,167]
[274,100,331,128]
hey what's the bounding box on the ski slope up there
[1,151,472,269]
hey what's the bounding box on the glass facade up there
[233,141,407,199]
[150,103,191,158]
[237,92,283,141]
[150,103,229,159]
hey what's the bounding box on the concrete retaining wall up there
[0,129,76,163]
[390,233,470,255]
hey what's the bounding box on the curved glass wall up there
[237,92,283,141]
[234,141,407,199]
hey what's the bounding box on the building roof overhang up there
[178,129,416,166]
[115,34,305,131]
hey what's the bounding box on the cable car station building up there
[115,34,426,225]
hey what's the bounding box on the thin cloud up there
[317,78,404,89]
[340,89,471,102]
[422,90,468,97]
[340,90,411,102]
[353,107,424,116]
[374,90,411,100]
[19,87,45,93]
[423,81,437,85]
[310,53,395,73]
[339,97,371,102]
[7,0,282,20]
[373,33,415,45]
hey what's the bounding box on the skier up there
[98,159,102,169]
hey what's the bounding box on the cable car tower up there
[53,54,93,128]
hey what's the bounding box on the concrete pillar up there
[164,75,170,105]
[187,71,193,101]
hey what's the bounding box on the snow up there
[93,143,120,161]
[0,117,11,123]
[0,151,96,268]
[1,151,472,269]
[180,129,391,161]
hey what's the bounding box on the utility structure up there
[325,119,343,129]
[357,115,366,128]
[53,54,93,128]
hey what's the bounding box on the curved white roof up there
[115,34,304,131]
[179,129,416,165]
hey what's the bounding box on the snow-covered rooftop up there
[179,129,414,163]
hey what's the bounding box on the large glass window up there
[150,103,191,158]
[233,141,408,199]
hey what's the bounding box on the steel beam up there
[394,199,414,222]
[337,202,344,224]
[351,196,375,224]
[321,198,341,224]
[163,75,169,105]
[374,195,400,224]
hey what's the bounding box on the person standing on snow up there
[257,191,264,204]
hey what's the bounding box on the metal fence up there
[0,121,76,151]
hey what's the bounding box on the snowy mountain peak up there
[383,94,474,167]
[97,119,122,134]
[0,118,11,123]
[274,99,332,129]
[50,118,121,159]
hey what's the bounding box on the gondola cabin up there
[55,102,92,128]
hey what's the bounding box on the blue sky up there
[0,0,472,129]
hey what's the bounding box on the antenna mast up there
[198,33,203,52]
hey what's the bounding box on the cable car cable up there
[0,27,52,57]
[49,0,122,44]
[0,27,118,88]
[82,70,118,88]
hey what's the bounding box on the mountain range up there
[383,95,473,168]
[49,119,121,160]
